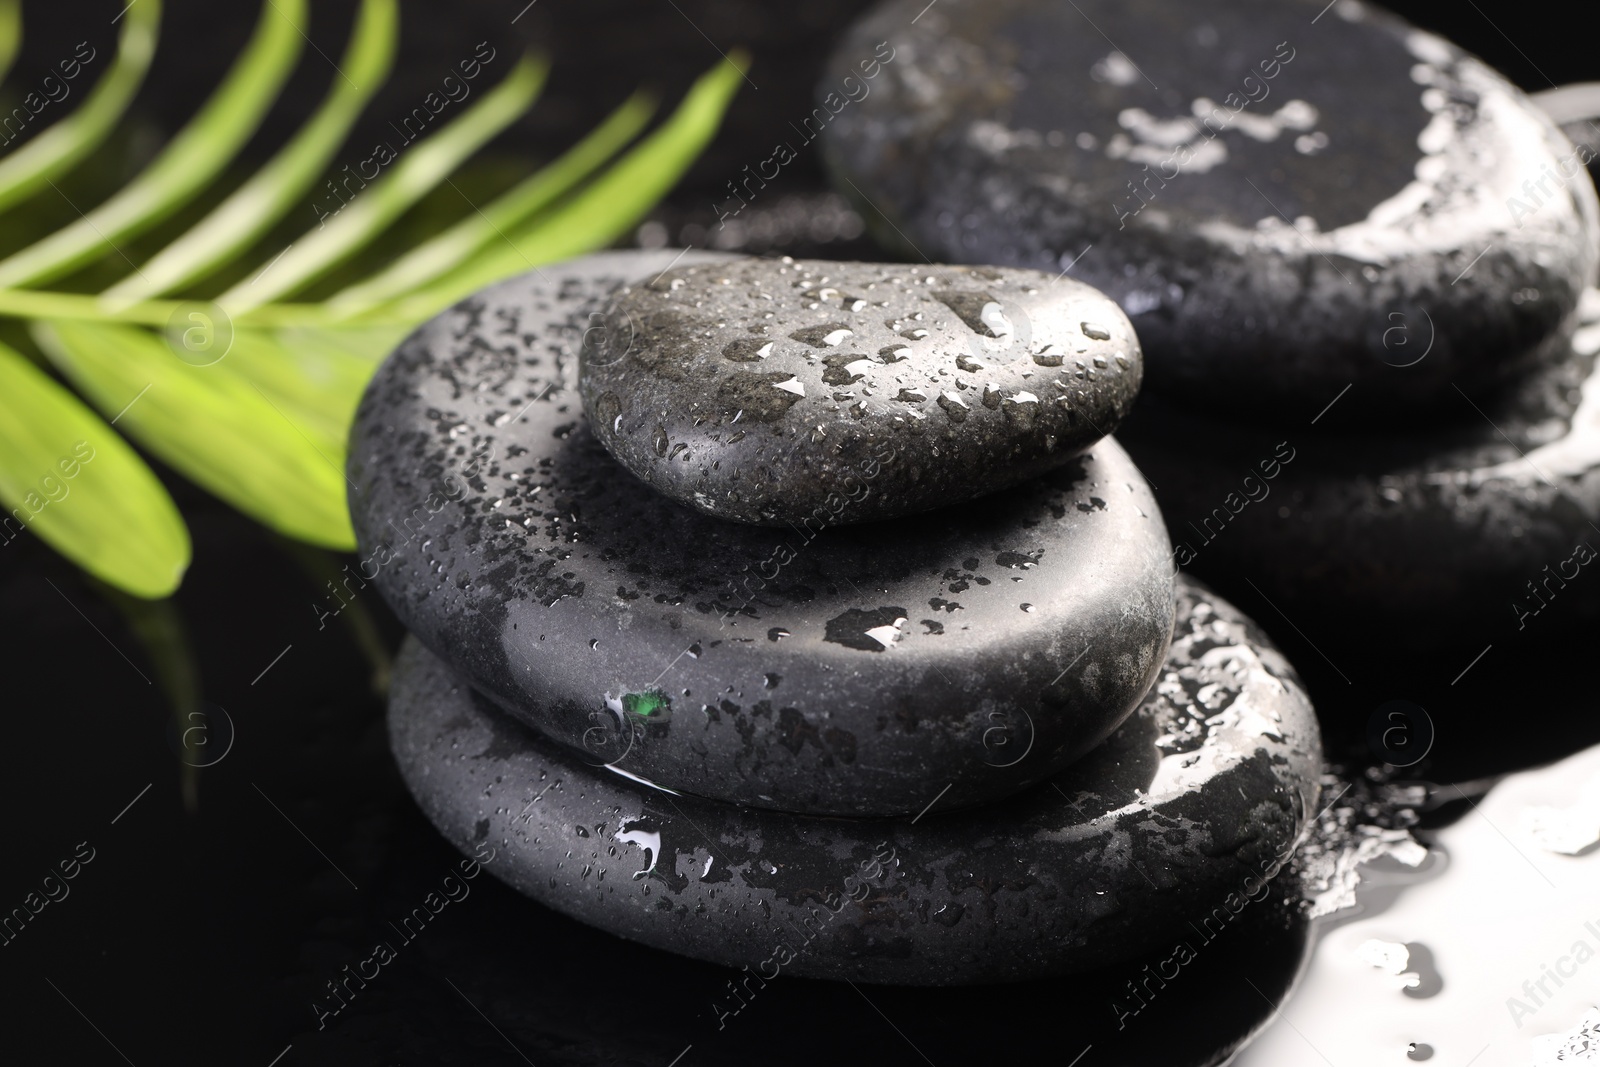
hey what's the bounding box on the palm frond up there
[103,0,399,305]
[0,0,306,288]
[0,0,746,597]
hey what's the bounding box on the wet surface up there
[12,508,1588,1066]
[5,1,1599,1063]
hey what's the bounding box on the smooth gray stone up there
[820,0,1599,418]
[387,574,1323,985]
[579,256,1141,525]
[1119,291,1600,642]
[347,251,1175,817]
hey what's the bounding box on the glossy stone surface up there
[347,251,1175,817]
[578,257,1141,525]
[821,0,1599,417]
[1120,291,1600,643]
[387,574,1323,985]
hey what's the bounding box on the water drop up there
[937,391,970,422]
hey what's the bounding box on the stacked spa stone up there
[821,0,1600,645]
[348,249,1323,984]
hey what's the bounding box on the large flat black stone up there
[387,575,1323,985]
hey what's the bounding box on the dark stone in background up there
[1118,304,1600,647]
[819,0,1597,422]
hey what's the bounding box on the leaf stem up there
[0,288,413,328]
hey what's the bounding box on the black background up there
[0,2,1594,1064]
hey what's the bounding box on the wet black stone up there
[821,0,1599,418]
[1119,292,1600,643]
[387,574,1322,985]
[347,251,1175,817]
[579,257,1142,525]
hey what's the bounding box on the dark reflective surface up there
[1,0,1593,1063]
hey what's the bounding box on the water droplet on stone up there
[723,338,774,362]
[790,323,854,348]
[937,391,970,422]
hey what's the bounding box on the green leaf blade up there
[0,0,307,289]
[218,52,550,314]
[0,0,161,216]
[34,319,355,549]
[0,340,189,597]
[325,89,657,316]
[102,0,400,304]
[379,53,748,323]
[0,0,21,88]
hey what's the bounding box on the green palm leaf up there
[0,0,306,288]
[103,0,399,304]
[218,52,551,313]
[36,320,356,547]
[376,57,747,322]
[0,339,188,597]
[0,0,159,216]
[0,0,747,598]
[0,0,21,88]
